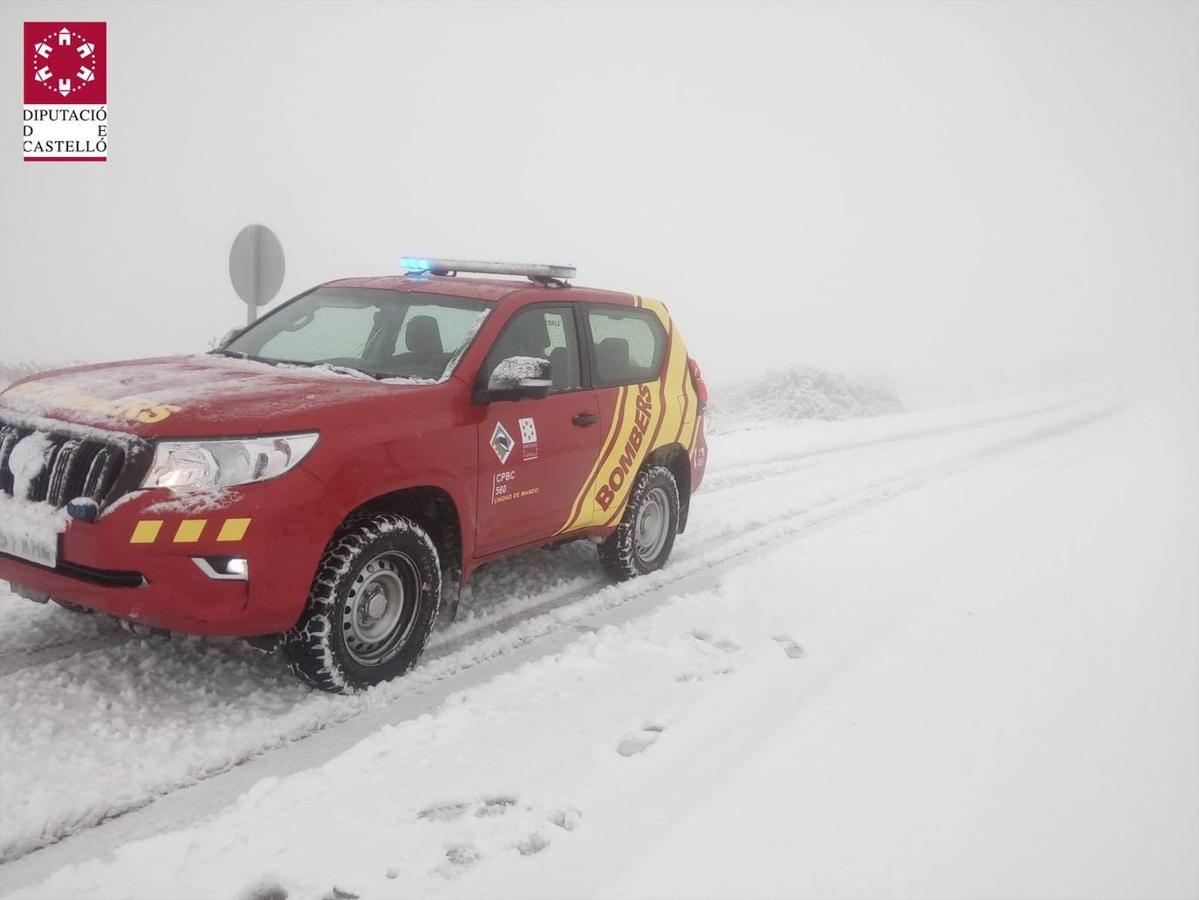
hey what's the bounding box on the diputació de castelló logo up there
[23,22,107,162]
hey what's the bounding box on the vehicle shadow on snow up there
[3,539,605,696]
[443,540,602,632]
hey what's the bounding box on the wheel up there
[283,513,442,693]
[598,465,680,581]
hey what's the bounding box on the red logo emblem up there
[24,22,106,105]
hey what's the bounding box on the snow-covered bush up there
[710,366,901,428]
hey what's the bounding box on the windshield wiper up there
[210,350,397,380]
[210,349,275,364]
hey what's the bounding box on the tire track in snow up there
[0,399,1119,876]
[0,398,1071,679]
[700,396,1085,493]
[0,624,134,679]
[0,395,1088,680]
[411,396,1097,646]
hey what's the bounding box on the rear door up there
[475,304,602,556]
[564,303,671,530]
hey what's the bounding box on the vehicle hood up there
[0,355,427,438]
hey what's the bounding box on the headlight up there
[142,433,319,491]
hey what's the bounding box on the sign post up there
[228,224,285,325]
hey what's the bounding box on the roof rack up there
[400,257,575,287]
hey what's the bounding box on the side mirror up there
[218,328,239,348]
[485,356,553,402]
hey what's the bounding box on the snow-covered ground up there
[1,391,1196,899]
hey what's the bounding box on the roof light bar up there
[401,257,576,284]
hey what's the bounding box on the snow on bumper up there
[0,467,332,636]
[0,494,68,567]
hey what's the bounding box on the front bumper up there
[0,467,335,636]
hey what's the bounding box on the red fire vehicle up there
[0,260,708,691]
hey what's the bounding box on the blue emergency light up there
[401,257,575,285]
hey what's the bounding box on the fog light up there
[66,498,100,523]
[192,556,249,581]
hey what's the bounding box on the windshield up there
[218,288,492,381]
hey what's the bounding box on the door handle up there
[572,412,599,427]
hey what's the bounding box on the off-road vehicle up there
[0,259,709,691]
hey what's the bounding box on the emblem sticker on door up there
[490,421,514,464]
[518,416,539,461]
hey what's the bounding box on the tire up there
[598,465,680,581]
[283,513,442,693]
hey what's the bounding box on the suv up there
[0,260,709,692]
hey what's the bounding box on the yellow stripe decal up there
[173,519,207,543]
[129,520,163,544]
[557,384,629,534]
[216,517,252,542]
[558,295,697,534]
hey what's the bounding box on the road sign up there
[229,224,285,325]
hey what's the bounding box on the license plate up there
[0,522,58,568]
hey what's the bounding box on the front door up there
[475,305,601,556]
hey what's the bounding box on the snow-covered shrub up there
[710,366,901,428]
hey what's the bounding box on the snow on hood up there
[0,355,422,438]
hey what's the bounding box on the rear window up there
[587,307,666,387]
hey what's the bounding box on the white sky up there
[1,1,1196,393]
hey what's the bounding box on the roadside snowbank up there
[710,365,901,429]
[8,394,1196,899]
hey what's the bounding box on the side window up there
[587,307,666,387]
[391,304,485,362]
[483,306,582,393]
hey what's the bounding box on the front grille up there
[0,418,149,510]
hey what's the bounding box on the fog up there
[1,1,1196,397]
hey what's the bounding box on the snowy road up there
[3,393,1194,898]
